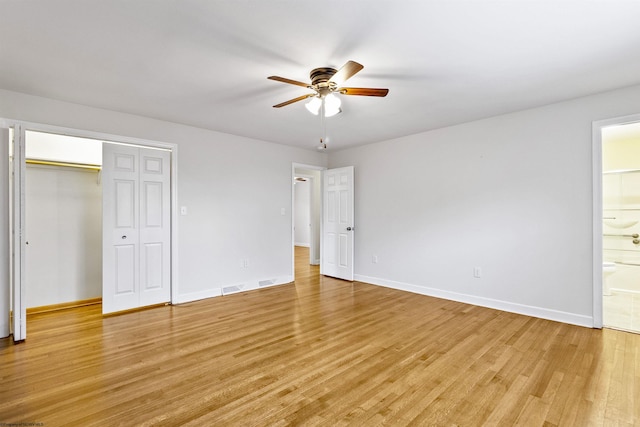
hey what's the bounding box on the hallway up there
[294,245,318,281]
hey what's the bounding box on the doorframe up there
[291,163,325,278]
[0,127,10,339]
[592,112,640,329]
[3,119,179,332]
[0,121,26,341]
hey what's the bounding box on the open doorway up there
[291,163,355,283]
[292,164,322,279]
[600,121,640,333]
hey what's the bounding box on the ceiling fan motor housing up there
[310,67,338,95]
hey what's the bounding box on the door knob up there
[634,239,639,245]
[122,235,127,239]
[346,227,354,231]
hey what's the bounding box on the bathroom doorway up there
[601,120,640,333]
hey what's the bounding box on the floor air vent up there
[222,284,245,295]
[259,279,276,288]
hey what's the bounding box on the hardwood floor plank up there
[1,246,639,425]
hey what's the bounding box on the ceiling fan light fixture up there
[305,96,322,115]
[323,93,342,117]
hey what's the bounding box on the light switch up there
[280,208,286,216]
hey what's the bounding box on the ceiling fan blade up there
[273,94,315,108]
[268,76,310,88]
[329,60,364,85]
[339,87,389,97]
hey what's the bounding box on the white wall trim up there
[355,274,594,328]
[592,120,603,328]
[0,127,9,338]
[592,113,640,329]
[5,119,177,150]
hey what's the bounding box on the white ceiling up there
[2,1,640,151]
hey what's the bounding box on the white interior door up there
[322,166,354,281]
[10,125,26,341]
[102,144,170,314]
[0,127,11,339]
[138,149,171,307]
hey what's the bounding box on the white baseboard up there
[174,275,294,304]
[354,274,594,328]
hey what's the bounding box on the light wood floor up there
[1,247,639,426]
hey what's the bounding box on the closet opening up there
[24,130,175,318]
[25,131,103,315]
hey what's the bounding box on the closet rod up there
[26,159,101,171]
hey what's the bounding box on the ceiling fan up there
[268,60,389,116]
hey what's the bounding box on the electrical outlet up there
[473,267,482,278]
[244,258,250,268]
[372,255,378,264]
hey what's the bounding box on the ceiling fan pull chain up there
[321,101,327,139]
[318,100,328,150]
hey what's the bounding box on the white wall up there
[294,180,310,247]
[0,89,328,303]
[328,84,640,327]
[25,164,102,307]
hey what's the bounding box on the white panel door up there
[322,166,354,281]
[103,144,140,313]
[102,144,170,314]
[138,149,170,307]
[11,125,26,341]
